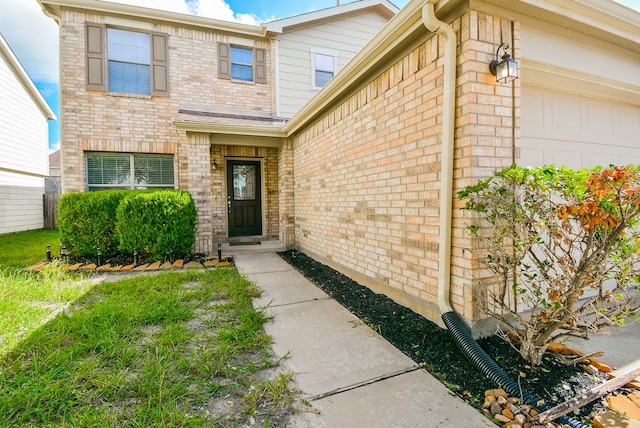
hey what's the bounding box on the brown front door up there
[227,160,262,237]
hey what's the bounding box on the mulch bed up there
[278,249,610,422]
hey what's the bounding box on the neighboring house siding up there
[0,41,50,234]
[276,11,390,118]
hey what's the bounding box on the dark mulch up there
[278,249,609,421]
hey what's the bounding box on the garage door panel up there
[520,84,640,169]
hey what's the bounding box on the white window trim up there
[310,47,337,91]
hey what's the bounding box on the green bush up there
[58,191,129,257]
[116,190,197,260]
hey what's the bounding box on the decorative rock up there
[121,264,134,271]
[495,414,511,423]
[82,263,97,271]
[497,395,508,405]
[69,263,83,271]
[491,401,503,415]
[97,263,111,271]
[515,414,527,425]
[184,261,203,269]
[204,260,218,267]
[133,263,149,271]
[502,408,515,419]
[172,259,184,268]
[593,411,640,428]
[160,261,173,270]
[110,265,122,271]
[484,395,496,408]
[147,261,161,271]
[607,394,640,419]
[218,261,230,267]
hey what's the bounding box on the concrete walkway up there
[234,252,494,428]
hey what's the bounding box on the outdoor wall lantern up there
[212,159,218,170]
[489,42,518,83]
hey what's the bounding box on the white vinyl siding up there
[275,11,388,118]
[0,171,44,234]
[0,43,49,233]
[519,85,640,169]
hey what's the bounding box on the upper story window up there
[314,53,335,88]
[85,23,169,96]
[218,43,266,84]
[230,46,254,81]
[107,29,151,95]
[86,152,174,191]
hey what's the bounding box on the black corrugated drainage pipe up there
[441,311,589,428]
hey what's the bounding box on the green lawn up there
[0,229,297,426]
[0,228,61,269]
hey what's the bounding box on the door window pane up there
[233,165,256,200]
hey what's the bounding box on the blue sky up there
[0,0,638,152]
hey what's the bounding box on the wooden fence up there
[44,194,60,229]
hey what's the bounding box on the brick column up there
[278,138,294,246]
[452,11,521,327]
[186,133,214,254]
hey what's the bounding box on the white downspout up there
[422,0,456,314]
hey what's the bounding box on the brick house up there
[40,0,640,331]
[39,0,396,253]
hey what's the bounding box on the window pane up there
[315,54,334,72]
[233,165,256,200]
[231,64,253,81]
[87,153,131,187]
[315,70,333,87]
[109,61,151,95]
[108,28,150,63]
[230,46,253,65]
[134,154,174,187]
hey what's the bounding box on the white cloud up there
[49,141,60,154]
[0,0,59,83]
[102,0,190,14]
[188,0,260,25]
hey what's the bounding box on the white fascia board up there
[38,0,267,38]
[264,0,399,34]
[0,34,56,120]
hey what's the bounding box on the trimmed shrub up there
[58,191,129,257]
[116,190,197,260]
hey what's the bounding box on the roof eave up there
[38,0,267,38]
[264,0,400,34]
[173,121,287,139]
[0,34,56,120]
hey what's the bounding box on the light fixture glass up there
[489,43,518,84]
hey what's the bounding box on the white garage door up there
[520,85,640,169]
